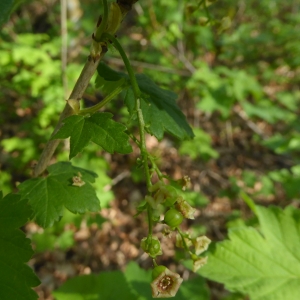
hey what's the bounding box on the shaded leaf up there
[0,192,40,300]
[52,112,132,159]
[52,270,137,300]
[97,63,194,141]
[18,162,100,228]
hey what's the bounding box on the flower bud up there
[149,181,164,193]
[67,99,80,115]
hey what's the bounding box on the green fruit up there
[152,265,167,280]
[141,237,162,258]
[164,208,184,228]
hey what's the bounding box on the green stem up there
[147,203,153,236]
[101,33,141,99]
[78,83,128,115]
[104,32,155,239]
[94,0,109,42]
[103,32,152,189]
[148,155,164,180]
[177,227,190,252]
[128,133,141,147]
[152,259,158,267]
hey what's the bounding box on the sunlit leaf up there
[18,162,100,228]
[199,205,300,300]
[52,112,132,159]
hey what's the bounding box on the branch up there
[33,1,138,177]
[33,54,106,177]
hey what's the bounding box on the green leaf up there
[0,192,40,300]
[179,128,219,161]
[0,0,14,26]
[177,275,210,300]
[18,162,100,228]
[124,261,151,299]
[199,205,300,300]
[52,270,137,300]
[97,63,194,141]
[52,112,132,159]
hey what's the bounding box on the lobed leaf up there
[52,112,132,159]
[199,205,300,300]
[0,192,40,300]
[18,162,100,228]
[97,63,194,141]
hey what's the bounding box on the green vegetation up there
[1,0,300,299]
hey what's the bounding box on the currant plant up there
[1,0,210,299]
[4,1,300,299]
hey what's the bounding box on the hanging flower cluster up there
[138,178,211,298]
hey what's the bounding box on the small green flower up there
[149,181,164,193]
[151,267,183,298]
[192,256,208,272]
[148,182,179,208]
[193,236,211,255]
[175,232,192,248]
[176,197,196,219]
[175,175,191,191]
[145,195,156,209]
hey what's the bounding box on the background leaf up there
[18,162,100,228]
[52,270,137,300]
[0,192,40,300]
[52,112,132,159]
[97,63,194,141]
[199,205,300,300]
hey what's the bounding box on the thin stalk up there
[33,54,105,177]
[152,259,158,267]
[128,133,141,147]
[102,33,140,99]
[148,155,164,180]
[147,203,153,236]
[78,83,128,115]
[177,227,190,252]
[33,0,136,177]
[94,0,109,41]
[103,32,152,189]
